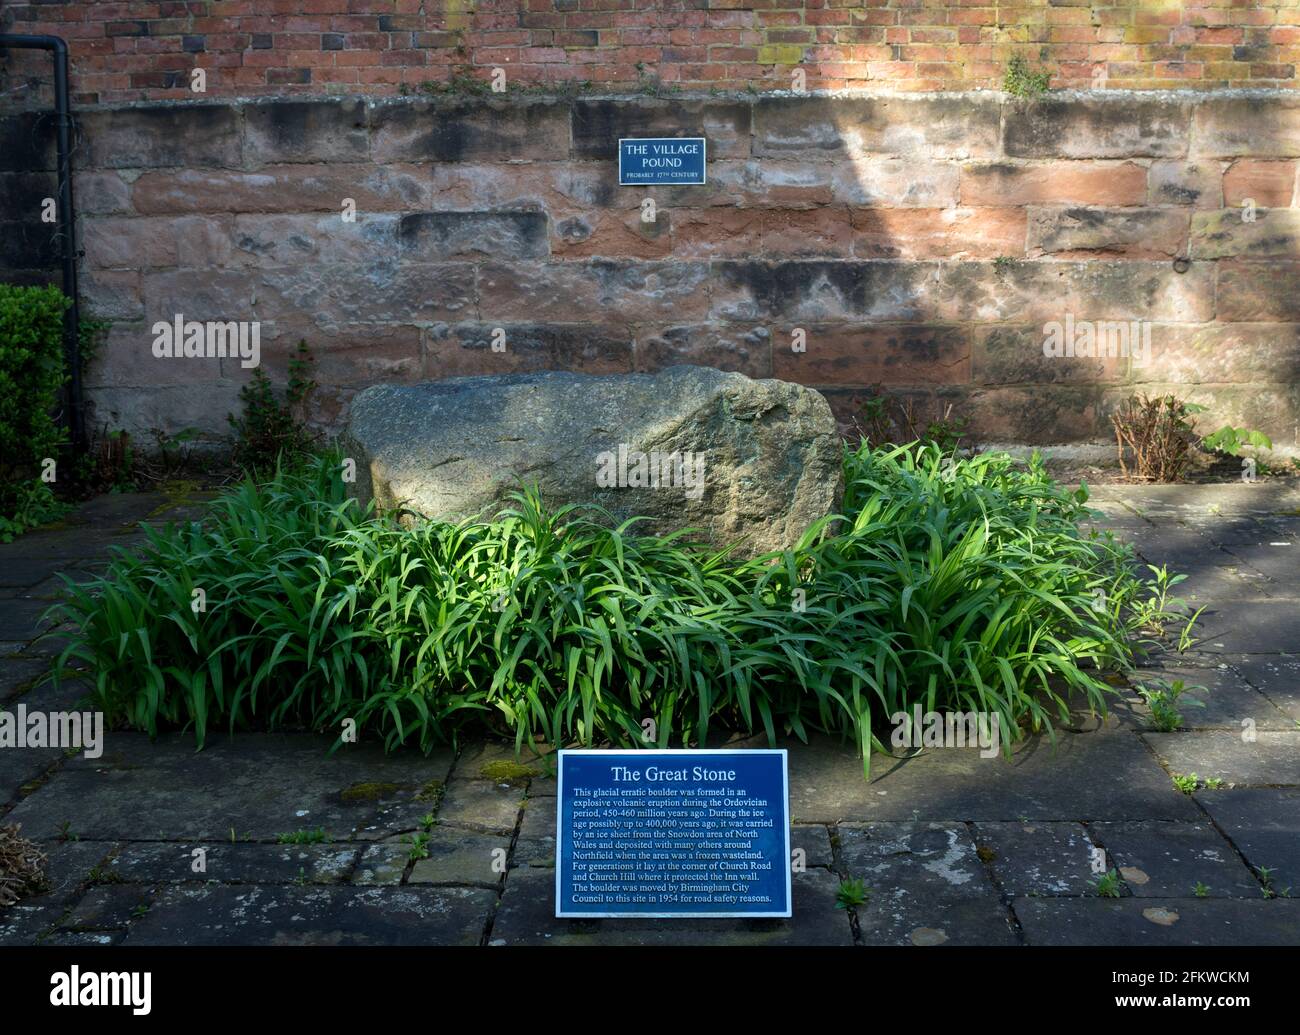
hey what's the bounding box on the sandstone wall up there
[2,92,1299,448]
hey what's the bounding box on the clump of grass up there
[278,827,327,845]
[835,878,870,909]
[47,443,1193,776]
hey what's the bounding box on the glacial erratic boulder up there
[341,365,842,557]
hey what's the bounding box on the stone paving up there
[1,482,1298,946]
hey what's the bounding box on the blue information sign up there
[556,749,791,918]
[618,137,708,185]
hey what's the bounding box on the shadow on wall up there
[3,78,1300,453]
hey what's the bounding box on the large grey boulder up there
[341,365,842,557]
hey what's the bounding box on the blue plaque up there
[555,749,791,918]
[618,137,708,186]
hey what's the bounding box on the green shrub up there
[228,339,318,475]
[0,284,71,527]
[47,444,1191,773]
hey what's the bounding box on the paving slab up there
[408,828,509,885]
[856,896,1020,946]
[352,842,410,886]
[436,777,525,835]
[793,824,833,869]
[0,596,60,639]
[1229,654,1300,721]
[61,884,154,930]
[789,732,1201,822]
[122,884,497,946]
[973,822,1097,896]
[104,841,359,885]
[0,903,64,945]
[837,822,997,900]
[1189,517,1299,550]
[1143,730,1300,786]
[0,656,48,700]
[1178,568,1284,604]
[1088,821,1261,898]
[6,732,455,841]
[0,743,66,810]
[488,867,851,946]
[1221,544,1300,586]
[1014,897,1300,945]
[1196,788,1300,891]
[1181,602,1300,654]
[512,794,556,868]
[0,559,85,591]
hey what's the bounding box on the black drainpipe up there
[0,33,85,450]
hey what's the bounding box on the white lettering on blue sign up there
[618,137,708,186]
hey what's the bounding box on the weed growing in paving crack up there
[1257,867,1292,899]
[277,827,326,845]
[1194,882,1210,898]
[1172,773,1201,795]
[1137,678,1206,731]
[1092,869,1124,898]
[406,833,430,862]
[835,878,870,910]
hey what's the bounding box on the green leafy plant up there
[47,444,1195,777]
[1092,868,1123,898]
[150,426,201,481]
[227,339,318,476]
[407,832,430,862]
[77,314,110,376]
[835,878,869,909]
[1172,772,1200,795]
[0,481,70,543]
[0,284,71,534]
[1004,53,1052,98]
[1136,677,1206,732]
[1200,425,1273,457]
[1255,866,1290,899]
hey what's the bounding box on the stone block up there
[81,104,242,169]
[370,97,569,163]
[1027,207,1189,258]
[242,99,369,164]
[1003,97,1192,159]
[754,95,999,160]
[398,211,549,261]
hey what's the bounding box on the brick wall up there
[3,92,1298,449]
[4,1,1300,102]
